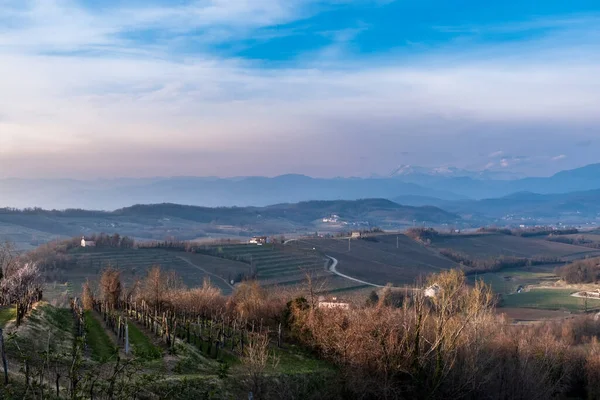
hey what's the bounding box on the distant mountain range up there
[1,163,600,220]
[392,188,600,224]
[388,165,524,180]
[389,163,600,199]
[0,175,464,210]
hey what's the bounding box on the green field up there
[128,322,162,360]
[468,264,559,295]
[0,305,16,328]
[273,344,335,375]
[84,311,117,362]
[501,289,600,312]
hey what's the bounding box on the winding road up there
[285,238,384,288]
[325,255,384,288]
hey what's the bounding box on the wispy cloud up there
[0,1,599,178]
[552,154,567,161]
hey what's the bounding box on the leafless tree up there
[99,267,122,311]
[242,332,279,399]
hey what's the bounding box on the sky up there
[0,0,599,179]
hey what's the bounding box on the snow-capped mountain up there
[389,165,523,180]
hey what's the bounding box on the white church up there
[80,237,96,248]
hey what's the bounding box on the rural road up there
[326,256,384,288]
[176,256,235,291]
[284,238,384,288]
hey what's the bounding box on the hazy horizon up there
[0,161,597,181]
[1,1,599,179]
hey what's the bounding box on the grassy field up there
[273,344,335,375]
[0,305,16,328]
[84,310,117,362]
[468,264,560,295]
[431,233,600,259]
[501,288,600,312]
[298,234,457,286]
[128,322,163,360]
[4,303,75,359]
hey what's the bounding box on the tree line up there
[556,257,600,284]
[438,248,559,274]
[286,269,600,399]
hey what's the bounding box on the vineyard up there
[199,244,372,294]
[430,232,600,259]
[0,262,334,400]
[42,242,380,298]
[64,248,248,294]
[297,235,457,286]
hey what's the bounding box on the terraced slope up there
[210,244,328,284]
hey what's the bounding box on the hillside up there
[295,234,458,286]
[429,232,600,260]
[0,199,460,249]
[393,188,600,225]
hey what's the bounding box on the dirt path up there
[176,256,235,291]
[571,291,600,300]
[326,256,384,288]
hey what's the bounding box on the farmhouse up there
[319,302,350,310]
[318,296,350,310]
[80,237,96,248]
[351,231,362,239]
[249,236,268,245]
[424,284,440,298]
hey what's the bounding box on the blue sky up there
[0,0,599,178]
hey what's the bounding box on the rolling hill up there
[0,199,460,249]
[429,232,600,260]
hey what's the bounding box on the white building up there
[81,237,96,248]
[318,301,350,310]
[322,214,340,223]
[424,284,440,298]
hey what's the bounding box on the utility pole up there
[396,235,399,249]
[348,237,351,252]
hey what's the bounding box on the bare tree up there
[99,267,122,311]
[82,281,94,310]
[0,241,19,282]
[143,265,166,313]
[242,332,279,399]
